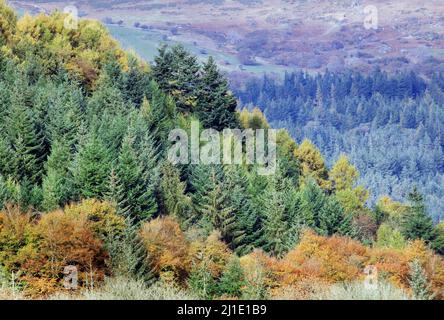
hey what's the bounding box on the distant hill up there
[10,0,444,76]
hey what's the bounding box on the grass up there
[318,281,411,300]
[50,277,198,300]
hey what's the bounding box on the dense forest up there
[0,2,444,300]
[235,71,444,221]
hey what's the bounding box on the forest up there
[0,1,444,300]
[235,70,444,221]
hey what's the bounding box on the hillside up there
[1,1,444,301]
[9,0,444,76]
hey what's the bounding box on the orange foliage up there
[140,216,190,282]
[371,240,444,298]
[0,200,123,297]
[280,230,369,286]
[189,230,232,278]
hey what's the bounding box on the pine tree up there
[6,89,45,184]
[318,197,353,237]
[408,260,434,300]
[218,256,245,298]
[401,188,437,243]
[159,163,192,225]
[71,134,111,199]
[197,56,239,130]
[42,139,72,211]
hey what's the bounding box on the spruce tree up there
[218,256,245,298]
[409,260,434,300]
[197,56,239,130]
[159,163,192,225]
[401,188,437,243]
[262,185,289,257]
[6,89,45,184]
[114,132,158,220]
[71,134,111,199]
[42,139,72,211]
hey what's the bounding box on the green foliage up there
[408,260,434,300]
[218,256,245,298]
[401,188,437,243]
[376,224,406,249]
[188,260,217,300]
[71,134,111,199]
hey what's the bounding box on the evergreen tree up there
[188,260,217,300]
[262,186,289,257]
[197,56,239,130]
[71,134,111,199]
[114,132,158,220]
[6,89,45,183]
[42,139,72,211]
[408,260,434,300]
[319,197,353,236]
[159,163,192,225]
[401,188,437,243]
[218,256,245,298]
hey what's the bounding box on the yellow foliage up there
[189,230,232,278]
[335,186,370,215]
[140,216,190,282]
[64,199,126,239]
[0,0,17,43]
[238,107,269,129]
[294,139,330,189]
[329,154,359,191]
[0,200,124,296]
[1,4,131,88]
[280,230,369,285]
[377,195,409,221]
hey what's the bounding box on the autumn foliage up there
[0,200,124,296]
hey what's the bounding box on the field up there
[9,0,444,76]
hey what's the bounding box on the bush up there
[0,200,124,296]
[50,277,198,300]
[280,230,369,285]
[318,281,410,300]
[140,216,190,282]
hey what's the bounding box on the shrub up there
[140,216,190,282]
[15,209,108,296]
[280,230,369,285]
[50,277,198,300]
[318,281,410,300]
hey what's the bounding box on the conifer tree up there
[6,89,45,184]
[188,260,217,300]
[329,154,359,191]
[409,260,434,300]
[71,134,111,199]
[262,186,289,257]
[401,188,437,243]
[42,139,72,211]
[114,132,158,220]
[197,56,239,130]
[318,197,353,236]
[159,163,192,225]
[218,256,245,298]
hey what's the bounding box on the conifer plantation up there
[0,2,444,300]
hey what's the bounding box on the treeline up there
[234,70,444,221]
[0,2,444,299]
